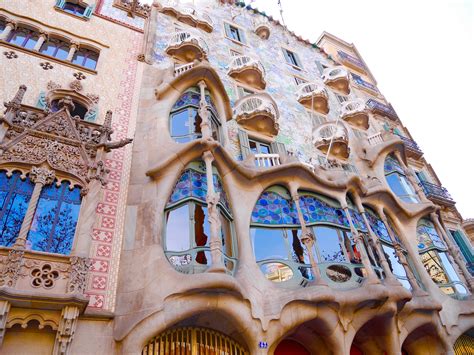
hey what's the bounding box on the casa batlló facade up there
[0,0,473,354]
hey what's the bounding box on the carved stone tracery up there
[67,256,91,294]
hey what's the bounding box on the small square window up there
[283,49,301,68]
[225,23,245,44]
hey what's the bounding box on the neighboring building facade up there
[0,0,473,354]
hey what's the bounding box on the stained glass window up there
[417,219,446,251]
[27,181,81,255]
[365,209,392,243]
[298,194,349,228]
[251,190,299,226]
[0,171,34,247]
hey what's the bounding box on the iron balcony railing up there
[366,99,398,119]
[398,136,423,156]
[351,73,379,93]
[338,50,366,70]
[419,181,456,205]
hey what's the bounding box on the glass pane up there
[24,36,38,50]
[260,262,293,282]
[251,228,288,261]
[194,204,210,248]
[288,229,308,264]
[438,252,461,282]
[165,205,190,251]
[84,56,98,70]
[314,226,346,262]
[56,46,69,60]
[421,250,450,284]
[259,144,271,154]
[72,51,85,66]
[399,176,419,203]
[40,42,56,56]
[382,244,407,278]
[249,140,258,153]
[220,212,233,258]
[28,182,81,254]
[171,110,190,139]
[386,174,407,197]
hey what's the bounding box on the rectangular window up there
[294,76,307,86]
[249,139,271,155]
[224,22,246,44]
[283,49,301,68]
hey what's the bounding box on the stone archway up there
[274,339,310,355]
[402,323,446,355]
[350,314,398,354]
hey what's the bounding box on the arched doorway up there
[274,339,310,355]
[142,327,248,355]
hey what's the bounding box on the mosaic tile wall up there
[152,1,383,164]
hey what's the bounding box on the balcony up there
[338,50,366,73]
[399,136,423,159]
[295,82,329,114]
[228,55,266,90]
[322,66,350,94]
[419,181,456,207]
[313,122,350,159]
[234,94,279,136]
[166,31,208,62]
[351,73,379,94]
[255,19,270,39]
[160,1,213,32]
[340,99,369,130]
[254,153,281,168]
[366,99,398,120]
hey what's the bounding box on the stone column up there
[431,212,474,291]
[203,151,225,273]
[0,300,11,347]
[14,167,55,249]
[289,188,326,286]
[342,205,379,283]
[53,306,80,355]
[33,31,48,51]
[66,41,79,62]
[0,20,16,41]
[378,209,427,296]
[393,151,424,200]
[198,80,212,139]
[1,85,27,144]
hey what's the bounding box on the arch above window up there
[40,37,70,60]
[47,88,96,121]
[72,47,99,70]
[7,26,39,50]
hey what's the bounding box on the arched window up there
[40,38,69,60]
[417,218,468,299]
[50,98,89,119]
[72,47,99,70]
[170,88,221,143]
[164,162,236,274]
[63,1,87,16]
[384,154,419,203]
[0,171,34,247]
[0,19,6,34]
[27,181,82,255]
[7,27,39,50]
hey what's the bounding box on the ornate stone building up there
[0,0,473,354]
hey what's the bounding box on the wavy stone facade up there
[0,0,473,354]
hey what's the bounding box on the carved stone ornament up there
[67,256,91,294]
[29,166,56,186]
[69,79,83,92]
[40,62,54,70]
[73,72,86,81]
[53,306,80,355]
[3,50,18,59]
[47,81,62,91]
[30,263,61,289]
[0,249,25,288]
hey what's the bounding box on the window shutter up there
[295,53,303,68]
[416,171,428,182]
[224,23,232,38]
[238,129,251,159]
[315,60,324,75]
[451,230,474,264]
[56,0,66,7]
[282,49,291,64]
[84,4,95,19]
[239,28,247,44]
[270,142,287,157]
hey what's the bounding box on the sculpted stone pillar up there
[198,80,212,139]
[342,205,379,284]
[53,306,80,355]
[66,42,79,62]
[0,20,16,40]
[393,151,424,200]
[0,300,11,347]
[14,167,55,249]
[1,85,27,143]
[203,151,225,273]
[430,212,474,291]
[33,31,48,51]
[289,188,326,286]
[378,209,427,296]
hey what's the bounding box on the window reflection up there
[28,181,81,255]
[313,226,345,263]
[0,172,34,247]
[384,155,419,203]
[165,205,190,252]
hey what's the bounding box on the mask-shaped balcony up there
[166,31,209,62]
[228,55,266,90]
[313,122,350,159]
[255,19,270,39]
[340,99,369,130]
[419,181,455,207]
[296,82,329,114]
[322,66,350,94]
[160,1,213,32]
[399,136,423,159]
[234,94,279,136]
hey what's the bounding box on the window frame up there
[282,47,302,69]
[223,21,247,45]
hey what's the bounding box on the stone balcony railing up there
[399,136,423,159]
[166,31,209,62]
[340,99,369,130]
[337,50,366,73]
[419,181,456,206]
[366,99,398,120]
[174,62,195,77]
[322,66,350,94]
[160,1,213,32]
[234,94,279,136]
[254,153,281,168]
[313,122,350,159]
[254,18,271,39]
[228,55,266,90]
[295,82,329,114]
